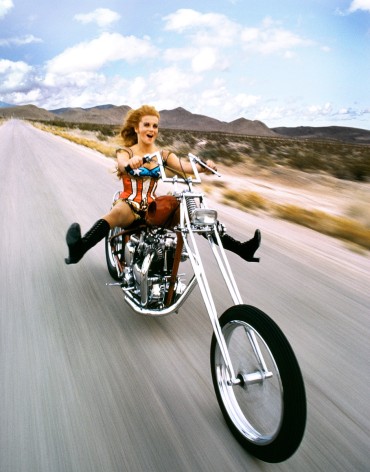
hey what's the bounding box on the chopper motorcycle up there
[105,151,306,463]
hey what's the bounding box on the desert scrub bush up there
[222,189,268,211]
[275,204,370,250]
[156,129,175,147]
[212,179,227,188]
[198,146,243,165]
[346,200,370,228]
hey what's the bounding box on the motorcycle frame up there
[115,151,269,385]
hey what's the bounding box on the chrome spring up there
[186,197,197,216]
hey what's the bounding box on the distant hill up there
[272,125,370,145]
[50,104,131,125]
[1,103,369,143]
[159,107,276,136]
[0,104,57,121]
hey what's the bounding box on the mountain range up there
[1,102,369,144]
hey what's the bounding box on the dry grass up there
[346,200,370,228]
[221,187,370,250]
[34,122,118,158]
[274,204,370,250]
[222,189,269,211]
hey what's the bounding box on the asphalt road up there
[1,120,369,472]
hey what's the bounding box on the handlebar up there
[188,153,222,177]
[122,150,221,180]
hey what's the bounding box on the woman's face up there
[135,115,159,145]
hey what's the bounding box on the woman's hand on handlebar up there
[200,159,217,174]
[127,156,144,169]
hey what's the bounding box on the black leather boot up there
[65,219,110,264]
[220,229,261,262]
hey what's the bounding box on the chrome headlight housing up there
[191,209,218,226]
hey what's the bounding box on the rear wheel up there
[210,304,306,463]
[105,227,124,281]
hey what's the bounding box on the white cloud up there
[191,47,219,73]
[148,66,201,97]
[0,34,42,46]
[185,79,261,120]
[253,100,370,126]
[241,19,313,55]
[163,9,238,46]
[43,70,105,88]
[234,93,261,109]
[164,9,220,32]
[74,8,121,28]
[0,59,33,92]
[163,9,315,75]
[163,47,195,62]
[164,45,229,72]
[349,0,370,13]
[0,0,13,19]
[46,33,157,75]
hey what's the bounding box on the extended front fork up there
[181,215,272,387]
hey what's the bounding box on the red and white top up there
[118,148,169,209]
[119,172,159,207]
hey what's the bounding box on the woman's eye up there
[142,122,158,129]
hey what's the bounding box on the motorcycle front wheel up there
[105,226,124,281]
[210,304,306,463]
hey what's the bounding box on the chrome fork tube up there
[182,210,240,385]
[208,230,243,305]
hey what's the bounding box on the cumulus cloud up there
[348,0,370,13]
[164,9,224,32]
[0,0,13,19]
[46,32,157,75]
[241,18,314,54]
[191,47,220,73]
[148,66,201,97]
[74,8,121,28]
[307,102,333,116]
[163,9,238,47]
[163,9,315,70]
[180,78,261,119]
[0,59,33,92]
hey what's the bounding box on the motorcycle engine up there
[123,230,177,307]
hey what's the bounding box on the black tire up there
[105,227,124,281]
[210,304,306,463]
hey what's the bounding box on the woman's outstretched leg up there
[65,219,110,264]
[65,200,136,265]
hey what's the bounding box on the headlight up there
[191,209,218,225]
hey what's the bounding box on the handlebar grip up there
[124,155,149,173]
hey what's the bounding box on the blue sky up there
[0,0,369,129]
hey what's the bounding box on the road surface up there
[0,120,369,472]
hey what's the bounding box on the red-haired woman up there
[65,105,260,264]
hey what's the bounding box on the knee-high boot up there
[219,229,261,262]
[65,219,111,265]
